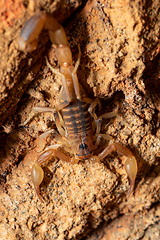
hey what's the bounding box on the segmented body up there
[61,100,93,159]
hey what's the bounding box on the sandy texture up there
[85,202,160,240]
[0,0,160,239]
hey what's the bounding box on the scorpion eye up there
[79,143,88,150]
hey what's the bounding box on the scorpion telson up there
[18,11,137,202]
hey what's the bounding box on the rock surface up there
[0,0,160,239]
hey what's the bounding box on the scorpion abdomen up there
[61,100,94,159]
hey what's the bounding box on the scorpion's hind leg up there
[38,129,56,152]
[45,57,72,106]
[71,44,81,100]
[93,142,137,195]
[20,106,55,126]
[88,98,117,146]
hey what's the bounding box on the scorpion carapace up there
[18,11,137,202]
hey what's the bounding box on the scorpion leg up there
[92,142,137,195]
[88,98,101,120]
[53,111,66,136]
[88,98,117,124]
[94,111,117,146]
[71,44,81,100]
[38,129,55,152]
[38,128,71,153]
[46,57,72,103]
[21,106,55,126]
[88,98,117,145]
[21,105,66,137]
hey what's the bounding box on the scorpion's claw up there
[31,164,44,202]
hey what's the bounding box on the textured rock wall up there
[0,0,159,239]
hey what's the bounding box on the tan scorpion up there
[18,11,137,202]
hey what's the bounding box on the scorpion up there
[18,11,137,202]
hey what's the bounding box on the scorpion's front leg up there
[31,147,70,202]
[92,142,137,195]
